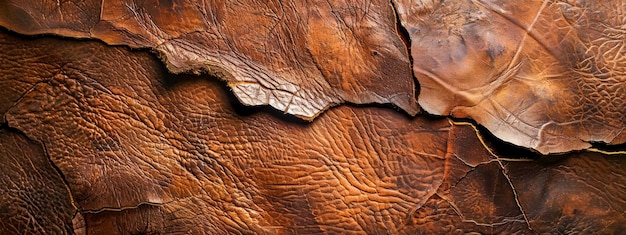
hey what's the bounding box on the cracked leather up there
[0,128,76,234]
[394,0,626,153]
[2,0,625,153]
[1,29,625,234]
[0,0,418,120]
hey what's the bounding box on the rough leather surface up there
[402,122,626,233]
[0,128,76,234]
[394,0,626,154]
[3,1,626,153]
[0,34,50,123]
[2,29,625,234]
[0,0,418,119]
[2,30,446,233]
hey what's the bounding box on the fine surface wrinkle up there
[0,0,418,120]
[2,29,625,234]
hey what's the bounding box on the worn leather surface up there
[1,29,625,234]
[394,0,626,153]
[0,128,77,234]
[0,0,418,120]
[2,0,625,153]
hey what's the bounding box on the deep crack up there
[389,0,421,99]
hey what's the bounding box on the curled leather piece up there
[0,0,418,119]
[394,0,626,153]
[2,30,446,233]
[4,0,626,154]
[2,29,625,233]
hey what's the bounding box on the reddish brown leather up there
[0,0,418,120]
[1,29,624,234]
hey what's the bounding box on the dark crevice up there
[161,65,428,124]
[40,139,81,210]
[589,141,626,153]
[345,101,422,119]
[4,119,83,226]
[473,122,573,165]
[161,65,421,125]
[450,117,544,160]
[34,128,84,231]
[389,0,420,99]
[475,120,626,160]
[82,201,163,214]
[476,125,540,158]
[161,67,312,125]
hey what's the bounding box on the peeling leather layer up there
[3,1,626,153]
[394,0,626,154]
[2,30,446,234]
[0,0,418,119]
[2,30,625,234]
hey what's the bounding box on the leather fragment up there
[394,0,626,153]
[0,0,418,119]
[2,29,625,233]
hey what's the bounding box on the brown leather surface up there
[395,0,626,153]
[0,0,418,120]
[1,29,625,234]
[0,128,77,234]
[3,1,626,153]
